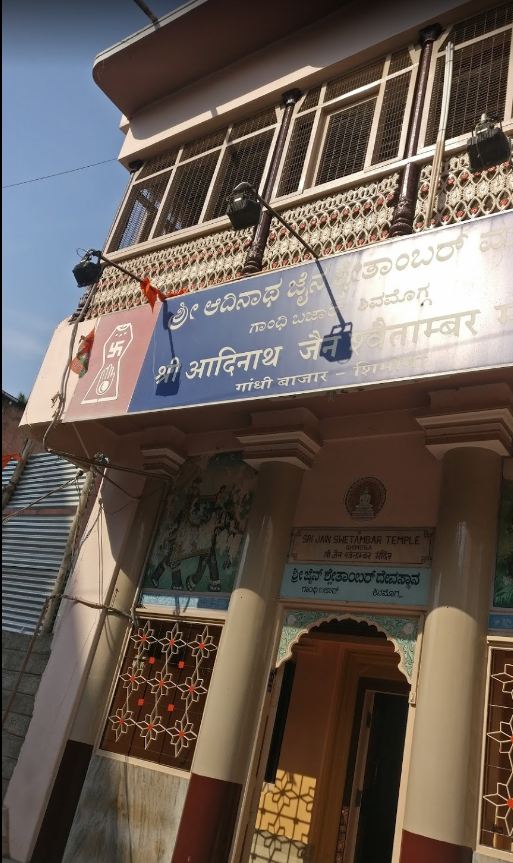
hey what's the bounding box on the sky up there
[2,0,185,398]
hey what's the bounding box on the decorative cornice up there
[140,445,185,476]
[416,407,513,458]
[236,407,322,470]
[236,428,321,470]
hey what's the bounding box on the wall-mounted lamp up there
[226,182,319,260]
[467,114,511,172]
[72,249,142,288]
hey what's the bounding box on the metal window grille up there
[278,113,315,196]
[155,151,219,236]
[110,172,172,250]
[425,29,511,146]
[316,98,377,185]
[451,1,512,45]
[181,129,226,160]
[298,87,322,112]
[103,3,513,253]
[139,149,179,179]
[389,48,413,74]
[99,616,223,772]
[207,129,275,219]
[228,107,277,141]
[372,71,412,163]
[325,59,384,101]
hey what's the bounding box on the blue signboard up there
[280,563,431,607]
[129,213,512,415]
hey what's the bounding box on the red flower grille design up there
[481,649,513,852]
[100,617,222,771]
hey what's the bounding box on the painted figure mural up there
[494,478,513,609]
[142,453,255,596]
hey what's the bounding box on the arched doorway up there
[242,615,416,863]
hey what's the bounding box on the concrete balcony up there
[74,150,512,321]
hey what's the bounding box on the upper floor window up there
[106,2,512,254]
[109,109,278,251]
[424,2,512,147]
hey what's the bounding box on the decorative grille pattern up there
[480,647,513,853]
[413,152,512,231]
[79,172,398,319]
[317,98,377,185]
[74,3,513,319]
[425,19,512,146]
[100,617,222,771]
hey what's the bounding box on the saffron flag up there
[140,277,166,310]
[70,329,95,377]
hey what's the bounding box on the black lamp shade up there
[226,187,261,229]
[73,258,103,288]
[467,125,511,172]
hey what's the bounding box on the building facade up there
[3,1,513,862]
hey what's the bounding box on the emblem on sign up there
[345,477,386,520]
[82,323,133,404]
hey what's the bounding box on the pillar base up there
[400,830,473,863]
[171,773,242,863]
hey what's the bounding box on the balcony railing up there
[75,152,512,321]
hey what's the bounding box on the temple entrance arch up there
[240,611,422,863]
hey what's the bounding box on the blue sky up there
[3,0,183,397]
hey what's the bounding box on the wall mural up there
[493,478,513,610]
[140,453,255,599]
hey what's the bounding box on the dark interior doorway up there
[351,689,408,863]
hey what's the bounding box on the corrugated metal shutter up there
[2,453,85,634]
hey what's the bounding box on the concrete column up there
[400,402,512,863]
[4,457,146,863]
[171,409,320,863]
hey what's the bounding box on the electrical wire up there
[2,158,117,189]
[48,447,173,483]
[1,472,83,523]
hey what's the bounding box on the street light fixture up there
[226,182,319,260]
[72,249,145,288]
[467,114,511,173]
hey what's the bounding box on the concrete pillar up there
[171,409,320,863]
[400,403,512,862]
[4,458,147,863]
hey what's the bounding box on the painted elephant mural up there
[141,453,255,596]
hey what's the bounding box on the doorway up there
[243,619,410,863]
[343,687,409,863]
